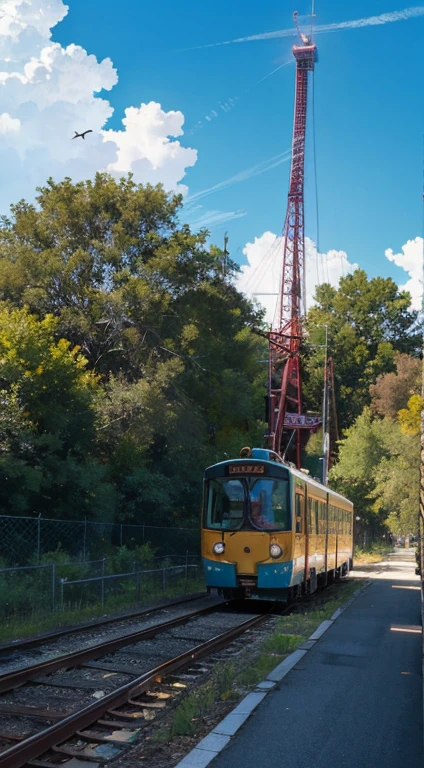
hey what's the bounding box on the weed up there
[262,633,303,655]
[171,663,236,736]
[237,653,279,686]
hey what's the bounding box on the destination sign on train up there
[228,465,265,475]
[283,414,322,428]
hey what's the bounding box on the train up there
[201,447,353,601]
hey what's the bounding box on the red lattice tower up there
[266,13,317,467]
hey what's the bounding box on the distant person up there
[250,499,275,529]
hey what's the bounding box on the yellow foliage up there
[398,394,424,435]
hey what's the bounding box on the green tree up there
[303,271,419,431]
[330,406,420,540]
[0,174,267,526]
[0,307,114,519]
[0,175,259,377]
[372,441,419,536]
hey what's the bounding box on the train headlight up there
[213,541,225,555]
[270,543,283,559]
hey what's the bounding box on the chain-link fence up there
[0,515,200,566]
[0,555,203,632]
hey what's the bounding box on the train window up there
[318,501,326,535]
[307,498,318,535]
[205,479,245,530]
[335,506,340,534]
[295,494,304,533]
[249,479,291,531]
[307,497,313,534]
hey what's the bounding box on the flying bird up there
[72,130,93,140]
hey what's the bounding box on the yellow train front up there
[202,448,353,601]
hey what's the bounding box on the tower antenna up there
[223,232,229,276]
[265,12,318,468]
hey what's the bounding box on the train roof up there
[204,449,353,508]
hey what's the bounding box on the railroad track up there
[0,581,354,767]
[0,606,270,768]
[0,601,226,694]
[0,591,209,656]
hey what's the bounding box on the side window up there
[307,497,313,534]
[295,494,304,533]
[320,501,326,535]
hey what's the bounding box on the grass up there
[170,663,237,737]
[354,545,392,565]
[0,576,205,643]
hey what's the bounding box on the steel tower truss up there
[266,20,317,467]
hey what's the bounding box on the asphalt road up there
[212,552,423,768]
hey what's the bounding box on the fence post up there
[51,563,56,613]
[142,524,145,545]
[101,558,106,608]
[135,570,140,602]
[120,525,123,548]
[37,516,41,564]
[185,550,188,593]
[60,578,64,610]
[83,519,87,563]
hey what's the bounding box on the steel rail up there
[0,613,266,768]
[0,602,226,694]
[0,592,209,655]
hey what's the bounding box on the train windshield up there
[205,477,290,531]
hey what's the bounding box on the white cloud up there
[385,237,423,310]
[0,111,20,132]
[104,103,197,195]
[0,0,197,212]
[237,232,358,326]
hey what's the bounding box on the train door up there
[294,489,305,581]
[324,493,329,578]
[335,505,339,569]
[304,489,311,585]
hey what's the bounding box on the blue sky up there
[53,0,424,287]
[1,1,423,308]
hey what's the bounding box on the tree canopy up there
[0,173,419,541]
[303,271,419,430]
[0,174,266,523]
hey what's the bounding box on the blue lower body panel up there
[257,560,293,589]
[203,558,237,588]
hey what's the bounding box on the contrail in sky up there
[186,150,291,204]
[255,60,292,84]
[191,6,424,49]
